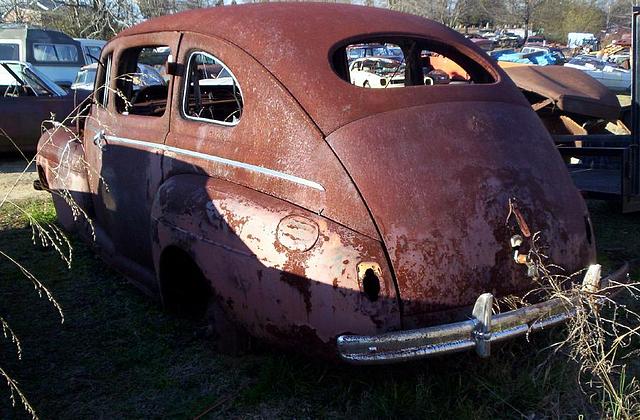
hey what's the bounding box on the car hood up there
[326,101,596,318]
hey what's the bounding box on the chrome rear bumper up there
[337,264,629,365]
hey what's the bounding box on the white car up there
[564,55,631,93]
[349,57,405,88]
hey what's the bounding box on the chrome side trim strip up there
[103,135,325,191]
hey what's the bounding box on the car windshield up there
[76,63,165,91]
[371,47,402,57]
[137,64,166,86]
[84,46,103,63]
[0,62,65,96]
[374,59,405,75]
[347,49,362,60]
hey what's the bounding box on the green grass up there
[0,198,638,418]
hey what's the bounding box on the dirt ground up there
[0,155,47,202]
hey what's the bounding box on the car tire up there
[363,81,370,88]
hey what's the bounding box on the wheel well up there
[158,246,211,320]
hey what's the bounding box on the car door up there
[83,32,181,271]
[0,94,72,152]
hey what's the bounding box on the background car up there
[349,56,405,88]
[524,35,546,46]
[346,43,403,64]
[0,24,85,88]
[521,46,566,64]
[0,60,73,152]
[74,38,107,64]
[465,33,495,51]
[564,54,631,92]
[71,62,166,105]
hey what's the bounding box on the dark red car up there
[36,4,625,364]
[0,61,74,153]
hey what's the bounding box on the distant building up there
[2,0,60,25]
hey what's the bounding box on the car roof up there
[116,3,521,134]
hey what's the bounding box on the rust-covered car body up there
[35,4,621,363]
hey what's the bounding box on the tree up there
[502,0,545,39]
[388,0,465,27]
[458,0,507,27]
[601,0,637,29]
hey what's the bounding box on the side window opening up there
[334,38,496,89]
[182,51,243,126]
[0,43,19,60]
[115,46,170,117]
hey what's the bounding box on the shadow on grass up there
[0,199,637,418]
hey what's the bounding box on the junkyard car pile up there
[32,3,629,364]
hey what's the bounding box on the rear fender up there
[150,174,401,352]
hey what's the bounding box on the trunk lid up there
[326,101,595,319]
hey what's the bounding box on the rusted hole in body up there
[362,268,381,302]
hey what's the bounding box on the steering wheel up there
[195,106,216,120]
[3,84,19,97]
[224,109,241,123]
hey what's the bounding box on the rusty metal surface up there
[164,31,379,240]
[504,65,621,120]
[327,102,596,317]
[151,175,400,348]
[35,3,600,360]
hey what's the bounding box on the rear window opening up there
[333,38,496,89]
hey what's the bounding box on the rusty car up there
[35,3,627,364]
